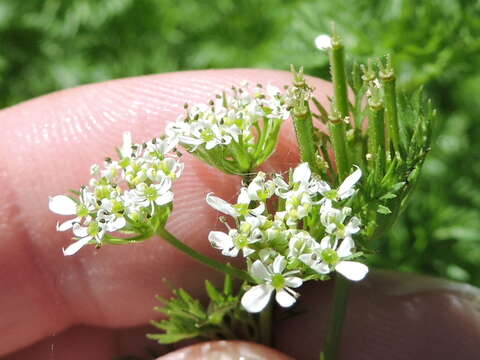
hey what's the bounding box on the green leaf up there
[377,205,392,215]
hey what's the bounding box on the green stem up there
[293,108,320,173]
[382,75,403,160]
[329,114,349,181]
[328,34,350,181]
[230,140,252,173]
[368,104,386,179]
[157,228,253,282]
[330,37,349,119]
[259,298,273,346]
[322,274,351,360]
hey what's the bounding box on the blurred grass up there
[1,0,479,285]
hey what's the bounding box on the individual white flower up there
[144,136,179,158]
[63,210,125,256]
[209,214,265,257]
[320,206,361,241]
[247,172,275,201]
[206,188,264,219]
[299,236,368,281]
[285,189,313,225]
[274,163,320,198]
[127,178,173,214]
[314,34,332,51]
[318,166,362,209]
[287,231,319,259]
[49,187,96,231]
[241,255,303,313]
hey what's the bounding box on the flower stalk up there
[328,32,350,181]
[157,227,253,282]
[259,299,273,346]
[322,274,350,360]
[291,65,321,174]
[380,56,403,160]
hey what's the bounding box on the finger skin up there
[6,272,480,359]
[0,69,330,356]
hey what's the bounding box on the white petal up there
[275,289,297,308]
[49,195,77,215]
[206,193,237,217]
[272,255,286,274]
[120,131,133,157]
[241,284,273,313]
[336,261,368,281]
[250,202,265,216]
[312,261,331,275]
[242,247,255,257]
[320,236,333,250]
[293,163,311,184]
[285,276,303,288]
[155,191,174,206]
[72,223,89,237]
[237,188,251,204]
[337,237,354,257]
[56,217,80,231]
[62,236,92,256]
[338,166,362,198]
[208,231,235,254]
[106,217,126,232]
[314,34,332,50]
[299,253,315,267]
[250,259,270,280]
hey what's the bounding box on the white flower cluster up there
[206,163,367,313]
[49,132,183,256]
[165,82,290,174]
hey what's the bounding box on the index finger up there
[0,69,331,356]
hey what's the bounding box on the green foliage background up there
[2,0,479,285]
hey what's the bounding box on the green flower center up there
[271,274,285,290]
[321,248,340,265]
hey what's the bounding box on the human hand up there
[1,70,479,359]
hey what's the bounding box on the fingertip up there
[156,341,294,360]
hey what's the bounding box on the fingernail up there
[156,340,294,360]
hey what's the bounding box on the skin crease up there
[0,69,479,359]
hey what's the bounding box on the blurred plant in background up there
[2,0,480,285]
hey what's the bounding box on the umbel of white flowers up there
[165,81,291,174]
[206,162,368,313]
[49,132,184,255]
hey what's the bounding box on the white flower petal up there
[314,34,332,50]
[285,276,303,288]
[275,289,297,308]
[336,261,368,281]
[62,236,92,256]
[272,255,286,274]
[338,166,362,198]
[337,237,354,257]
[241,284,273,313]
[250,202,265,216]
[312,261,331,275]
[237,188,251,204]
[208,231,236,256]
[206,193,237,217]
[49,195,78,215]
[155,191,174,206]
[293,163,311,184]
[242,247,255,257]
[56,217,80,231]
[72,223,89,238]
[320,236,332,250]
[106,217,126,232]
[250,259,270,280]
